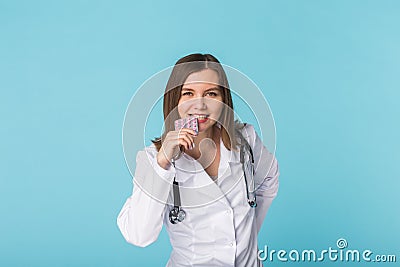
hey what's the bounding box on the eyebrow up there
[181,86,220,91]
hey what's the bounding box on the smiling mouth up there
[189,114,209,119]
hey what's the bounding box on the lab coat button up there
[229,242,234,247]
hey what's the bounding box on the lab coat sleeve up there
[244,124,280,233]
[117,147,176,247]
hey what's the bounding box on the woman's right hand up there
[157,128,197,169]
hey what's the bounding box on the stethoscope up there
[169,129,257,224]
[169,159,187,224]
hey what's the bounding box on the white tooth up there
[192,115,208,119]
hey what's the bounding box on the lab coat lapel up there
[187,139,243,207]
[218,143,243,199]
[173,155,196,184]
[173,140,243,208]
[173,154,225,207]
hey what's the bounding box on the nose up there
[192,96,206,110]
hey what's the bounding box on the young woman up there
[117,53,279,266]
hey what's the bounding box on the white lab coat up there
[117,124,279,266]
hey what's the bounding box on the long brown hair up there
[152,53,238,151]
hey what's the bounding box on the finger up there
[179,128,198,136]
[164,131,194,151]
[179,132,194,145]
[178,134,194,149]
[178,138,191,151]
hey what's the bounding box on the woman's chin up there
[197,120,217,133]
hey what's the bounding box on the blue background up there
[1,0,399,266]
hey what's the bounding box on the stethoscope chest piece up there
[248,200,257,208]
[169,207,186,224]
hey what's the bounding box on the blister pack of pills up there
[174,117,199,134]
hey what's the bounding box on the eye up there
[206,91,219,97]
[182,91,193,96]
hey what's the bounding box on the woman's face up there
[178,69,224,133]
